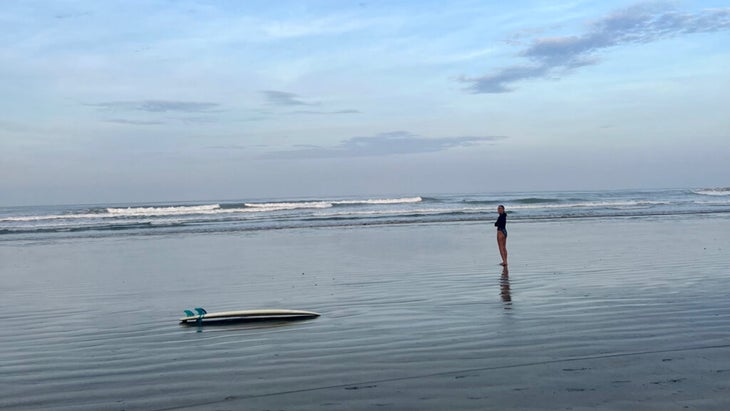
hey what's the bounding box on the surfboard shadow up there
[179,315,318,328]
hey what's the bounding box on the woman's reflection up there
[500,266,512,308]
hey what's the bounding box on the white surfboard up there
[179,308,320,324]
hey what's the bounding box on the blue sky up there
[1,0,728,205]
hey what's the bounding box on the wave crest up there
[693,188,730,196]
[106,204,221,216]
[244,197,423,211]
[333,197,422,206]
[244,201,333,211]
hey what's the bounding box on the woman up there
[495,205,508,266]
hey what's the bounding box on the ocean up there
[2,187,730,410]
[2,187,729,241]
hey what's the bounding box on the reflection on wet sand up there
[500,266,511,308]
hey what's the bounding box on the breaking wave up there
[106,204,223,216]
[693,188,730,196]
[243,197,423,212]
[2,190,729,240]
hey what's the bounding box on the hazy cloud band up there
[263,131,505,159]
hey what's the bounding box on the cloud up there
[205,144,268,150]
[460,3,730,93]
[262,131,505,159]
[262,91,359,114]
[54,11,91,20]
[104,118,164,125]
[90,100,221,113]
[459,64,552,93]
[289,109,361,115]
[0,121,32,133]
[262,90,315,106]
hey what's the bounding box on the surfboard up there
[179,308,320,324]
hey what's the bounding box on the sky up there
[1,0,729,205]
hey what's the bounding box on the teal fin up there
[194,307,207,316]
[184,310,195,317]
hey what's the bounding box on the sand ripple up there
[1,217,729,410]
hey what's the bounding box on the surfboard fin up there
[184,310,195,317]
[194,307,207,316]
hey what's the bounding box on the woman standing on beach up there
[495,205,508,266]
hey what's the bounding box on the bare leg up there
[497,231,508,266]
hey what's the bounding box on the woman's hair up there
[498,204,505,209]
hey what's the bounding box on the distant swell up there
[463,199,501,205]
[693,188,730,196]
[0,221,163,235]
[513,197,560,204]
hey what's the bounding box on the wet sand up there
[1,215,729,410]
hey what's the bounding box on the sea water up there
[2,188,729,242]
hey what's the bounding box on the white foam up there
[106,204,221,216]
[508,200,666,210]
[332,197,423,205]
[693,188,730,196]
[695,200,730,206]
[244,201,333,211]
[315,206,484,218]
[243,197,422,211]
[1,213,103,222]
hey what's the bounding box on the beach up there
[1,213,729,410]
